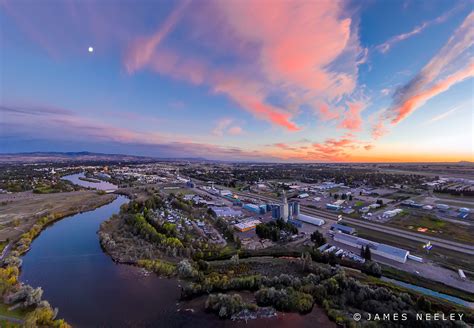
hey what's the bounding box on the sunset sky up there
[1,0,473,162]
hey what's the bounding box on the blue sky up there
[1,0,473,162]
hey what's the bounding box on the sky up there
[1,0,473,162]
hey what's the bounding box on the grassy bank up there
[355,228,474,272]
[0,192,118,327]
[381,265,474,302]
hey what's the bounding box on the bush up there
[177,260,198,278]
[361,261,381,277]
[137,259,176,276]
[205,293,255,318]
[255,287,313,313]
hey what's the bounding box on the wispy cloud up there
[425,103,465,125]
[266,134,373,162]
[212,118,244,136]
[373,12,474,137]
[0,104,264,161]
[376,4,463,54]
[124,0,191,73]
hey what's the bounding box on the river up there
[62,172,118,191]
[20,175,335,327]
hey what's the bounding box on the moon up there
[88,46,94,53]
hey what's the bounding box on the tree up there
[362,261,381,277]
[349,195,353,201]
[333,194,339,200]
[364,246,372,261]
[360,246,365,259]
[310,231,326,247]
[341,194,347,200]
[376,199,384,206]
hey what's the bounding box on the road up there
[233,191,474,255]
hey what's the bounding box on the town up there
[1,156,473,326]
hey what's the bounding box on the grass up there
[363,276,474,314]
[355,227,474,272]
[354,201,364,207]
[162,188,195,195]
[381,265,474,302]
[0,303,28,320]
[387,213,474,245]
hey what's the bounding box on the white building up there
[334,233,410,263]
[282,191,289,222]
[297,214,325,226]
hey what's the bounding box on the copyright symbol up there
[353,313,361,321]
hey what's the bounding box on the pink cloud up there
[371,120,387,139]
[1,104,270,161]
[375,12,474,138]
[212,118,244,136]
[228,126,243,135]
[124,0,190,73]
[124,1,363,131]
[338,101,365,131]
[391,62,474,124]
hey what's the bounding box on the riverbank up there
[78,176,101,183]
[0,190,116,249]
[0,192,117,326]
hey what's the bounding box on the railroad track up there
[234,191,474,255]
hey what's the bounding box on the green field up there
[388,213,474,245]
[355,227,474,272]
[380,265,474,303]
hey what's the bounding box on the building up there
[243,203,261,213]
[436,204,450,211]
[234,219,261,232]
[271,205,281,220]
[186,180,195,188]
[290,201,300,216]
[298,193,309,199]
[219,189,233,197]
[288,219,302,228]
[326,203,341,211]
[210,206,243,217]
[330,223,356,235]
[382,209,403,218]
[333,232,410,263]
[297,214,325,226]
[282,191,289,222]
[259,204,267,214]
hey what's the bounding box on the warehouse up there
[243,203,261,213]
[333,232,410,263]
[296,214,325,226]
[330,223,356,235]
[210,206,242,217]
[234,219,261,232]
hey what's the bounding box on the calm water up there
[20,195,334,327]
[62,173,118,191]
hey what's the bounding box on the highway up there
[233,191,474,255]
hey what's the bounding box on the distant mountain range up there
[0,151,471,165]
[0,151,209,164]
